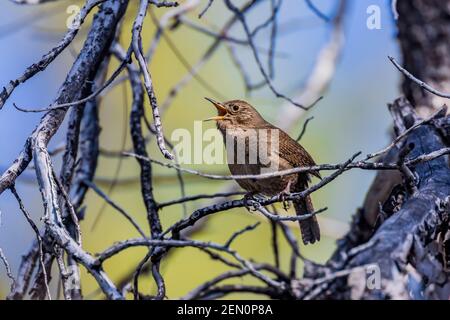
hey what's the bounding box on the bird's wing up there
[275,127,321,180]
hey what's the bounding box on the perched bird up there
[204,98,321,245]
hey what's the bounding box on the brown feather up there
[207,98,322,244]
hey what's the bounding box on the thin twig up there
[198,0,214,18]
[305,0,330,22]
[225,0,322,110]
[132,0,174,160]
[0,210,16,292]
[296,116,314,141]
[122,149,450,181]
[10,186,52,300]
[224,222,260,248]
[0,0,107,108]
[12,49,130,112]
[83,180,147,238]
[365,105,447,160]
[389,56,450,99]
[158,191,246,209]
[96,237,285,290]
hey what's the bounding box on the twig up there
[112,43,162,238]
[90,72,129,232]
[397,143,418,195]
[33,138,124,299]
[183,269,251,300]
[12,50,130,112]
[53,171,82,246]
[83,180,147,238]
[391,0,399,20]
[305,0,330,22]
[149,0,179,8]
[0,248,15,292]
[55,249,72,300]
[141,112,188,217]
[196,284,281,299]
[301,264,375,300]
[274,0,347,128]
[389,56,450,99]
[365,105,447,160]
[224,0,322,110]
[158,191,246,209]
[178,15,287,56]
[9,0,58,3]
[268,0,282,78]
[224,222,260,248]
[0,0,129,196]
[0,210,16,292]
[157,0,264,111]
[182,263,289,300]
[7,241,39,300]
[198,0,214,18]
[195,246,241,269]
[164,152,358,239]
[254,205,328,222]
[96,237,285,290]
[125,150,418,181]
[132,0,174,160]
[296,116,314,141]
[10,186,52,300]
[0,0,106,108]
[120,31,167,298]
[70,54,105,209]
[270,219,280,269]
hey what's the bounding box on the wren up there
[205,97,321,245]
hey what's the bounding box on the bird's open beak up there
[204,97,227,121]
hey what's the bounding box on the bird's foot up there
[243,192,264,212]
[279,180,293,211]
[279,192,291,211]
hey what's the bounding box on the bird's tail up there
[293,195,320,245]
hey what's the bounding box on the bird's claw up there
[279,180,293,211]
[279,192,291,211]
[244,193,263,212]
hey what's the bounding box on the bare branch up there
[224,222,260,248]
[132,0,174,160]
[0,210,16,293]
[296,116,314,141]
[10,187,51,300]
[9,0,59,4]
[305,0,330,22]
[83,180,147,238]
[224,0,321,110]
[365,104,447,160]
[198,0,214,18]
[389,56,450,99]
[0,0,106,109]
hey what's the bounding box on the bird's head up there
[204,98,265,131]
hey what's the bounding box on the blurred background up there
[0,0,399,299]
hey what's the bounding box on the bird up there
[204,97,321,245]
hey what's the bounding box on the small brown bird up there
[205,98,321,244]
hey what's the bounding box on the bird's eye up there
[232,105,239,112]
